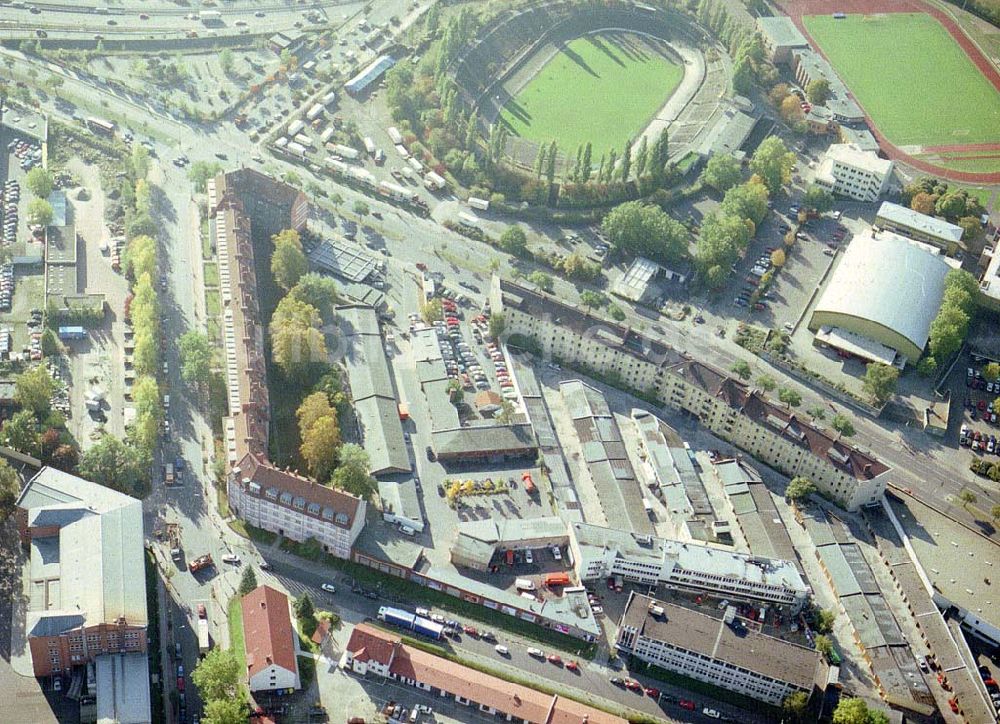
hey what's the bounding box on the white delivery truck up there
[424,171,447,191]
[468,196,490,211]
[387,126,404,145]
[363,136,376,156]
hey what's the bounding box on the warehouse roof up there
[875,201,964,244]
[812,231,956,355]
[431,424,536,458]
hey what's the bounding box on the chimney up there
[863,463,872,476]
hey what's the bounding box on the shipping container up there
[387,126,404,145]
[394,143,410,159]
[363,137,377,155]
[287,119,306,137]
[457,212,479,228]
[58,326,87,340]
[544,572,570,588]
[468,196,490,211]
[322,91,337,108]
[320,127,335,144]
[332,144,360,160]
[293,133,314,148]
[286,142,307,157]
[306,103,325,121]
[423,171,447,191]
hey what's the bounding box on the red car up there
[624,679,642,692]
[565,660,579,672]
[547,654,563,665]
[463,625,479,637]
[679,699,696,711]
[644,687,660,698]
[177,676,185,692]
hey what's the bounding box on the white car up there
[494,644,509,656]
[321,583,336,594]
[222,553,240,564]
[527,647,544,658]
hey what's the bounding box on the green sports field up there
[803,13,1000,152]
[499,32,683,153]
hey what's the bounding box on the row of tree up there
[0,365,77,471]
[922,269,979,375]
[902,176,986,241]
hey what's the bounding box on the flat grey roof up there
[431,424,537,457]
[757,15,808,48]
[96,653,151,724]
[876,201,964,243]
[622,593,821,689]
[308,237,377,282]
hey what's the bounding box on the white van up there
[399,524,415,536]
[515,578,536,591]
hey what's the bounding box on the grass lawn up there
[203,261,220,288]
[205,288,221,317]
[804,13,1000,150]
[500,32,683,153]
[227,595,246,677]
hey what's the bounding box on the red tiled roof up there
[346,625,625,724]
[241,585,297,679]
[235,453,362,529]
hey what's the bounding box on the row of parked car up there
[2,180,20,247]
[0,263,15,314]
[961,424,998,453]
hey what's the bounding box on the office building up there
[814,144,894,202]
[616,593,824,706]
[756,16,808,64]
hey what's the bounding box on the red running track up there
[776,0,1000,183]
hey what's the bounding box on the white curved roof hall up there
[813,231,955,355]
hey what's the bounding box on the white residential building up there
[568,522,810,612]
[616,593,825,706]
[228,453,365,559]
[242,585,300,693]
[814,143,894,202]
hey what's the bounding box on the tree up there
[580,290,608,309]
[783,691,810,722]
[814,607,837,634]
[928,303,970,360]
[802,185,834,213]
[352,200,369,215]
[24,167,54,198]
[959,489,977,511]
[780,94,805,126]
[808,404,827,420]
[78,435,146,496]
[219,48,235,75]
[778,387,802,407]
[124,234,157,282]
[270,297,327,378]
[806,78,830,104]
[534,143,546,179]
[1,410,39,457]
[910,191,937,216]
[814,634,833,658]
[720,179,770,226]
[330,443,376,500]
[131,143,150,180]
[238,566,258,596]
[271,228,308,290]
[991,504,1000,524]
[545,140,557,186]
[488,312,505,341]
[862,363,899,405]
[619,139,632,182]
[178,331,212,386]
[288,273,339,323]
[831,413,855,437]
[294,591,315,621]
[695,212,752,275]
[756,374,776,392]
[600,201,688,264]
[300,415,341,481]
[749,136,796,193]
[15,365,55,417]
[192,647,241,702]
[958,215,983,242]
[0,458,21,517]
[786,476,816,502]
[700,154,742,193]
[26,198,53,226]
[421,297,443,323]
[499,225,528,256]
[203,697,249,724]
[770,248,786,267]
[187,161,223,193]
[297,392,336,440]
[528,271,553,292]
[731,360,752,380]
[832,697,889,724]
[634,136,648,179]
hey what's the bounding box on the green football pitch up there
[499,33,684,154]
[803,13,1000,150]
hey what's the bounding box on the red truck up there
[188,554,214,573]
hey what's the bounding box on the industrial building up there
[791,50,865,125]
[493,277,892,512]
[241,585,300,693]
[343,624,627,723]
[450,516,568,571]
[809,231,958,365]
[814,143,895,202]
[568,522,810,611]
[875,201,965,256]
[15,467,150,722]
[616,593,825,706]
[345,55,396,95]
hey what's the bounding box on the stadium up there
[450,1,725,167]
